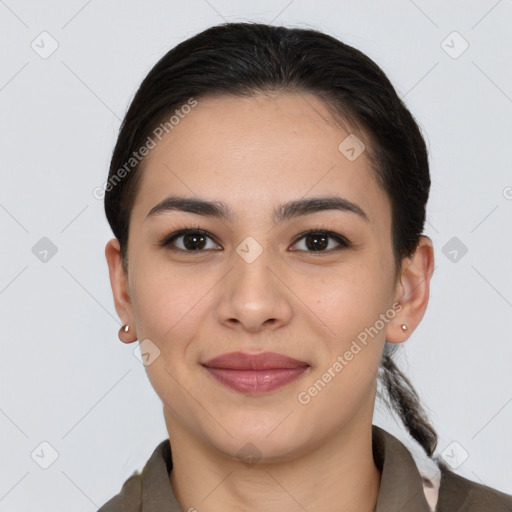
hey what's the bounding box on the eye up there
[159,227,351,254]
[159,228,221,252]
[290,229,351,253]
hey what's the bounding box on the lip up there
[202,351,310,370]
[201,352,310,395]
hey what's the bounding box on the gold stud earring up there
[118,324,134,343]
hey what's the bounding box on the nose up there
[215,248,293,334]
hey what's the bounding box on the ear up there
[387,235,435,344]
[105,238,137,343]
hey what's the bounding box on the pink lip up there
[202,352,310,395]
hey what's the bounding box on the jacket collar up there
[372,425,432,511]
[139,425,432,512]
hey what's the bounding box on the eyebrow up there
[145,195,370,224]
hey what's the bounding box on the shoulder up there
[96,470,142,512]
[96,439,172,512]
[436,461,512,511]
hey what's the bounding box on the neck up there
[166,410,381,512]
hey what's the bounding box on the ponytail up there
[378,342,438,458]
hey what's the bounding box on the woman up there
[98,22,511,511]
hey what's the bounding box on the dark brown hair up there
[104,22,437,458]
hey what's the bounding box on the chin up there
[206,414,312,462]
[216,435,308,466]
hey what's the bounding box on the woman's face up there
[113,92,407,461]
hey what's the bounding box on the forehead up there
[131,92,391,230]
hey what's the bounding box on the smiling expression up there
[112,91,404,461]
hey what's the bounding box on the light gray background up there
[1,1,511,510]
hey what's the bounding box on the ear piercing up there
[118,324,135,343]
[119,324,409,340]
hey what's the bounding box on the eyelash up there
[158,225,351,254]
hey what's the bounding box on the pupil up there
[306,234,328,251]
[181,233,329,251]
[184,233,206,250]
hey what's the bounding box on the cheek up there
[302,260,392,386]
[129,263,205,397]
[128,258,205,344]
[306,260,391,331]
[298,268,389,412]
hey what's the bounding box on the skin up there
[106,92,434,512]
